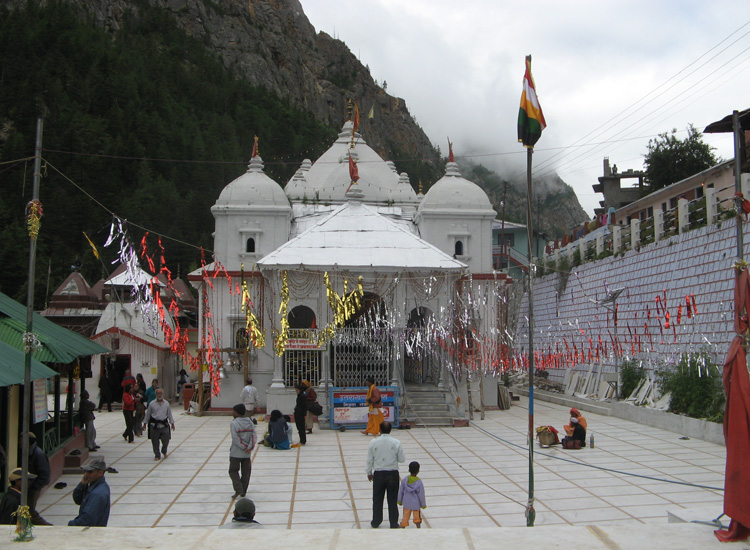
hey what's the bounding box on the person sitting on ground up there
[265,409,291,450]
[561,416,586,448]
[564,407,587,437]
[220,497,261,528]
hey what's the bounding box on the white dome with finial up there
[285,121,417,205]
[418,162,494,213]
[215,156,290,207]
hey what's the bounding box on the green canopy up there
[0,340,57,387]
[0,291,108,362]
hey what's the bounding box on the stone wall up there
[514,220,747,383]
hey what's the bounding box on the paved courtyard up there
[33,395,726,530]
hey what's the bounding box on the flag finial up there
[251,135,259,158]
[448,137,454,163]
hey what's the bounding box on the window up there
[647,206,653,217]
[454,240,464,256]
[669,197,677,209]
[246,238,255,253]
[695,186,704,199]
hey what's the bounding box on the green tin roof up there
[0,291,108,363]
[0,340,57,387]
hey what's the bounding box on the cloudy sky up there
[303,1,750,217]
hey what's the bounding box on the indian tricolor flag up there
[517,55,546,148]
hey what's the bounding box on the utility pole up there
[500,181,507,271]
[21,117,44,519]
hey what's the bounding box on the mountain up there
[458,159,588,239]
[0,0,587,303]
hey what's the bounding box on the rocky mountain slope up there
[5,0,587,231]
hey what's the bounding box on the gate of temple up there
[330,327,391,386]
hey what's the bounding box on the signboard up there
[33,378,48,424]
[285,337,326,351]
[329,386,398,428]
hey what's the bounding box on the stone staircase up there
[402,385,454,427]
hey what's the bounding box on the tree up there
[643,124,720,192]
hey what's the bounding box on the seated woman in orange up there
[564,408,587,437]
[362,376,384,435]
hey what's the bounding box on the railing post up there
[678,197,689,234]
[596,232,604,256]
[630,218,640,250]
[612,224,622,253]
[654,209,664,242]
[578,238,586,262]
[705,186,717,225]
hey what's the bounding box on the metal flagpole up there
[21,117,44,523]
[525,146,536,526]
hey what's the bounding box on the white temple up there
[189,120,505,422]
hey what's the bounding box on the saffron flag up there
[517,55,546,148]
[83,232,99,259]
[348,153,359,183]
[251,135,259,158]
[353,102,360,135]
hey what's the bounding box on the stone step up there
[414,417,454,427]
[407,409,452,418]
[62,448,89,475]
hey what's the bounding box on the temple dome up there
[285,121,417,205]
[418,162,494,213]
[215,156,289,207]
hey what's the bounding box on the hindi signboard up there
[328,386,398,428]
[33,378,48,424]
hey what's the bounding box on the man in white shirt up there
[239,378,258,416]
[365,421,405,528]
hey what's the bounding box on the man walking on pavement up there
[229,404,256,499]
[143,388,175,460]
[366,421,405,528]
[239,378,258,417]
[68,457,110,527]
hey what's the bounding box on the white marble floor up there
[36,396,726,529]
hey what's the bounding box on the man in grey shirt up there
[143,388,175,460]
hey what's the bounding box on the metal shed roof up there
[0,340,57,387]
[0,291,108,362]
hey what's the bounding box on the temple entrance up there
[403,307,440,386]
[330,292,390,386]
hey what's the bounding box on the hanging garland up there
[25,199,43,240]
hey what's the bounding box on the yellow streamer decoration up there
[274,270,290,356]
[324,272,364,328]
[240,264,265,349]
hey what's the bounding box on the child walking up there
[398,461,426,528]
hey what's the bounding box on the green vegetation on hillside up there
[0,2,336,303]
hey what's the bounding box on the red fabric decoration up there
[714,267,750,542]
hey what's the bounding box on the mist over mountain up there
[0,0,587,302]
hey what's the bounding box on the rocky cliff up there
[6,0,587,231]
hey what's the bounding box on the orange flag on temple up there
[353,102,360,135]
[348,153,359,183]
[251,135,259,158]
[448,138,454,162]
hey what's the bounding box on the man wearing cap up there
[0,468,34,524]
[229,404,256,499]
[68,457,110,527]
[143,388,176,460]
[19,432,51,525]
[220,497,261,528]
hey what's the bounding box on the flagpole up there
[525,146,536,527]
